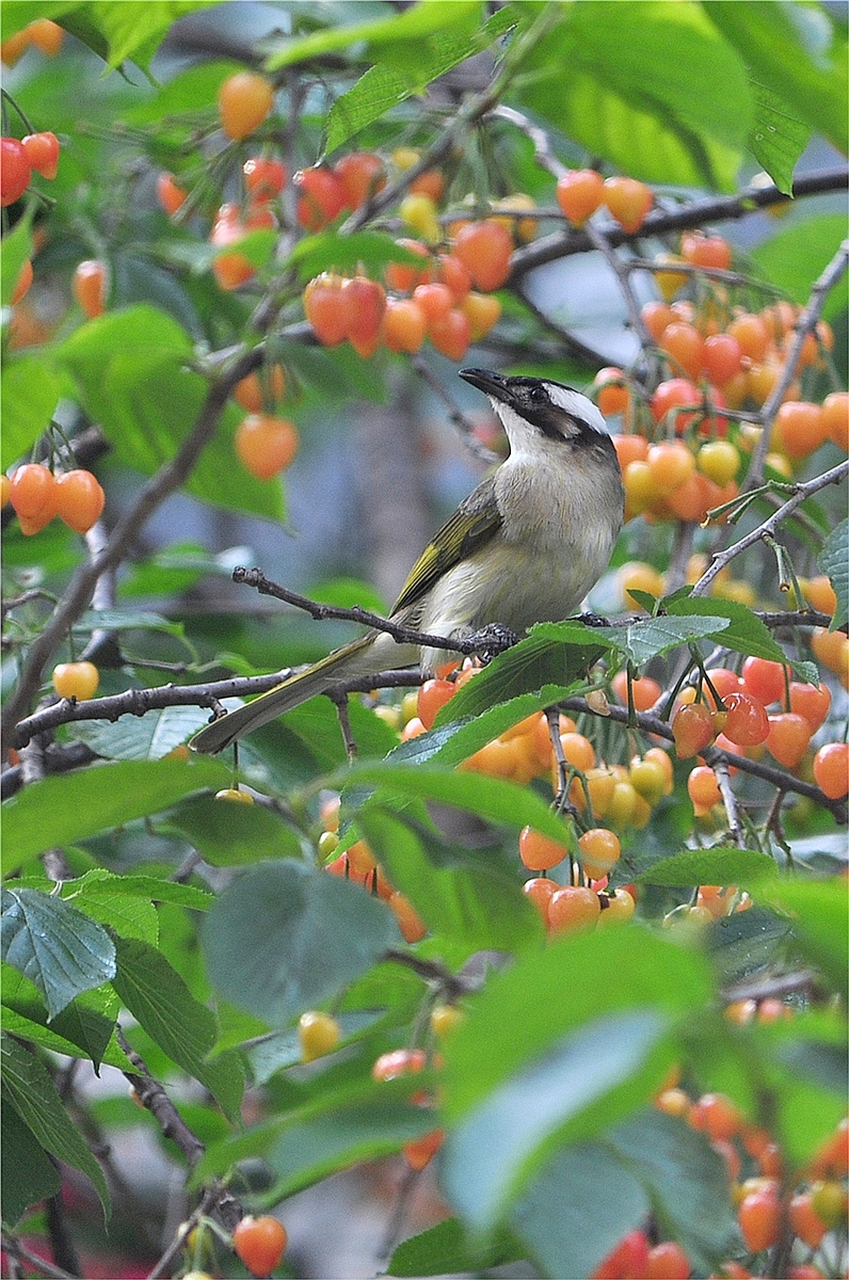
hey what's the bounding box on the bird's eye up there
[529,385,548,404]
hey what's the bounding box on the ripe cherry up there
[462,291,501,340]
[9,463,58,531]
[428,307,470,360]
[812,742,849,799]
[680,231,732,271]
[519,825,569,871]
[555,168,604,226]
[232,1215,287,1278]
[294,166,345,231]
[452,220,512,291]
[741,656,786,706]
[156,172,187,216]
[52,661,99,701]
[303,272,350,346]
[243,155,285,198]
[21,131,59,180]
[765,712,811,769]
[235,414,298,480]
[55,469,106,534]
[383,297,427,353]
[217,72,274,141]
[333,150,385,209]
[721,691,769,747]
[578,827,621,879]
[671,702,715,758]
[548,885,601,933]
[417,678,456,729]
[1,138,31,206]
[738,1182,781,1252]
[73,259,108,318]
[11,258,33,305]
[603,175,653,232]
[593,367,630,417]
[298,1010,341,1061]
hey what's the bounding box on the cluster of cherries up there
[2,463,104,537]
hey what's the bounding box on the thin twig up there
[690,459,848,598]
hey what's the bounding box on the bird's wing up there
[391,474,502,615]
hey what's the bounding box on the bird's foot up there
[464,623,518,664]
[575,611,610,628]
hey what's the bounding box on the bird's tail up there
[190,632,382,754]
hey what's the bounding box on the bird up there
[190,367,624,754]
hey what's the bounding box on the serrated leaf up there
[111,936,244,1119]
[388,693,557,771]
[1,889,116,1020]
[636,846,778,887]
[201,861,400,1027]
[1,755,229,874]
[664,594,786,661]
[1,1032,111,1219]
[388,1218,523,1278]
[749,80,811,195]
[820,518,848,631]
[751,877,848,991]
[1,355,64,471]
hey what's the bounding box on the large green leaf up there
[1,1031,111,1219]
[201,861,400,1027]
[636,846,778,887]
[1,888,116,1020]
[0,354,66,471]
[1,755,228,874]
[443,1007,671,1231]
[752,876,848,992]
[1,1102,62,1227]
[749,81,811,195]
[356,807,542,955]
[703,0,847,153]
[517,1,751,190]
[389,1219,523,1278]
[111,936,244,1119]
[64,1,210,71]
[56,306,284,522]
[161,792,304,865]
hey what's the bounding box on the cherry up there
[333,150,385,209]
[389,890,427,942]
[73,259,108,318]
[217,72,274,140]
[452,220,513,291]
[11,258,33,304]
[55,469,106,534]
[740,656,786,706]
[1,138,31,206]
[417,678,456,729]
[303,272,350,346]
[721,691,769,747]
[428,307,470,360]
[297,1010,341,1061]
[235,414,298,480]
[294,165,345,231]
[156,172,187,216]
[603,175,653,232]
[21,131,59,180]
[9,463,58,532]
[232,1215,287,1278]
[672,702,715,758]
[738,1182,781,1252]
[680,231,732,270]
[773,400,827,460]
[812,742,849,799]
[555,168,604,226]
[577,827,621,878]
[765,712,811,769]
[650,378,700,432]
[341,274,386,357]
[547,885,601,932]
[383,297,427,353]
[243,155,285,198]
[519,825,569,871]
[52,661,99,701]
[384,238,431,292]
[593,367,630,417]
[371,1048,426,1081]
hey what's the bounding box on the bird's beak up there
[459,367,510,403]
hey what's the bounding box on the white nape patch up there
[544,383,609,435]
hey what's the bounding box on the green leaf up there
[201,861,400,1027]
[340,760,575,846]
[70,706,210,762]
[3,955,123,1069]
[636,846,778,887]
[56,306,284,522]
[1,355,65,471]
[443,1007,670,1231]
[820,518,848,632]
[388,694,555,770]
[388,1218,523,1278]
[111,936,244,1119]
[68,870,160,945]
[517,2,751,190]
[663,594,786,662]
[72,0,210,72]
[1,888,116,1020]
[1,1031,111,1219]
[703,0,847,153]
[752,877,848,992]
[511,1142,650,1280]
[608,1109,738,1272]
[287,231,426,282]
[357,807,542,954]
[749,81,811,195]
[0,1005,128,1073]
[263,0,482,70]
[161,792,303,865]
[749,215,849,322]
[0,209,33,310]
[1,755,228,874]
[1,1101,62,1227]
